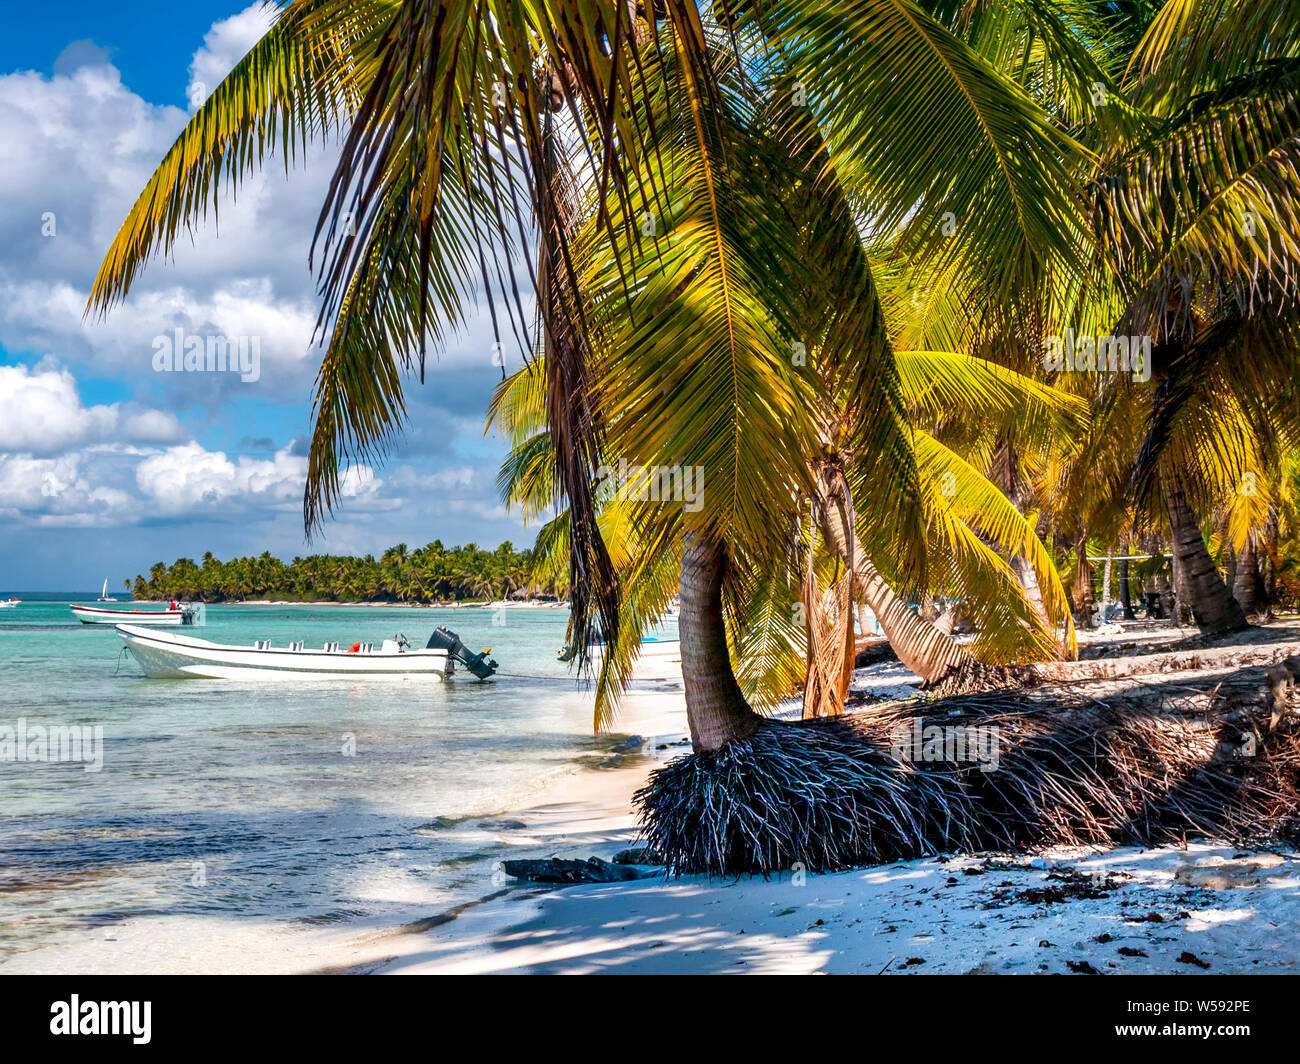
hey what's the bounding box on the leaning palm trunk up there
[1164,474,1248,633]
[813,465,972,687]
[855,556,974,685]
[993,442,1052,630]
[679,530,760,752]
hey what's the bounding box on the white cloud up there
[0,363,184,453]
[0,9,527,572]
[186,4,276,110]
[135,441,387,516]
[136,442,305,512]
[0,451,132,525]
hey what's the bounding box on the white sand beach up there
[360,841,1300,975]
[319,627,1300,977]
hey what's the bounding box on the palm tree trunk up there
[1074,538,1096,628]
[1164,475,1248,633]
[679,530,760,752]
[812,466,971,686]
[853,556,972,684]
[1119,554,1135,620]
[993,440,1051,628]
[1232,539,1264,617]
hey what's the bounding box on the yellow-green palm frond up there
[592,511,682,730]
[1095,63,1300,333]
[495,431,558,520]
[581,32,818,558]
[1131,0,1300,110]
[896,349,1088,456]
[912,429,1077,659]
[754,0,1093,302]
[87,0,390,316]
[727,546,807,712]
[487,361,550,449]
[304,143,506,530]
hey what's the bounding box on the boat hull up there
[72,605,186,625]
[116,624,449,680]
[591,638,682,683]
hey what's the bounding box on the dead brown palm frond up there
[639,672,1300,876]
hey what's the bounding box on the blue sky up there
[0,3,534,590]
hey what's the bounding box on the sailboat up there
[96,579,116,602]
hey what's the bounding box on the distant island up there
[130,541,558,604]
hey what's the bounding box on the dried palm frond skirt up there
[635,684,1300,877]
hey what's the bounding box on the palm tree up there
[91,0,1092,752]
[1086,0,1300,631]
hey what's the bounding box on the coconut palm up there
[1084,0,1300,630]
[491,337,1084,727]
[90,0,1093,752]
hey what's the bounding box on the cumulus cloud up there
[186,4,276,110]
[0,7,527,578]
[136,441,387,517]
[0,363,184,453]
[0,451,132,526]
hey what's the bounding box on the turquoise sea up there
[0,596,665,971]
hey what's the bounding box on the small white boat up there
[96,579,117,602]
[115,624,497,681]
[72,603,192,625]
[560,636,682,683]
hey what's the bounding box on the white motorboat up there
[0,598,18,609]
[71,603,193,625]
[559,635,682,683]
[115,623,497,681]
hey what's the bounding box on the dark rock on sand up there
[612,845,665,866]
[502,857,650,883]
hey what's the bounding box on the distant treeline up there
[131,541,559,603]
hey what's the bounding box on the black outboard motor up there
[427,625,499,679]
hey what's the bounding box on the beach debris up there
[637,657,1300,876]
[501,857,651,883]
[1118,946,1148,957]
[1176,951,1212,969]
[1066,960,1102,974]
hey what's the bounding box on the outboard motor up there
[427,625,498,679]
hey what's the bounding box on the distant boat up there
[71,603,193,626]
[558,635,682,682]
[97,580,117,602]
[0,598,18,609]
[115,623,497,681]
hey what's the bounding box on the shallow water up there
[0,597,664,969]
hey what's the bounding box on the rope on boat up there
[112,646,131,676]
